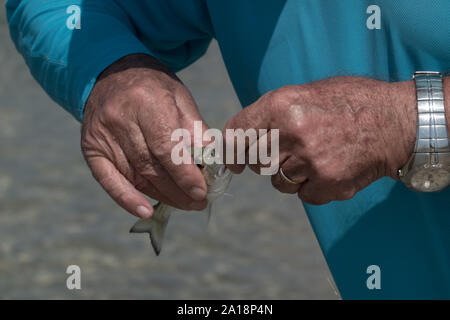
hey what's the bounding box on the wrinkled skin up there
[224,76,419,205]
[81,52,449,213]
[81,54,209,218]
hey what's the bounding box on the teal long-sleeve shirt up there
[6,0,450,299]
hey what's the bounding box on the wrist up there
[301,76,417,179]
[383,79,417,178]
[83,53,179,123]
[390,75,450,180]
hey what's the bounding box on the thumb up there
[225,94,271,134]
[223,94,272,173]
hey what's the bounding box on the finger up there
[271,156,309,194]
[135,175,207,211]
[117,123,207,210]
[223,94,273,173]
[223,119,260,174]
[225,93,273,137]
[247,130,280,176]
[298,171,362,204]
[297,179,333,205]
[88,156,154,218]
[140,157,208,210]
[139,95,208,201]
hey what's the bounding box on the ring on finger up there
[279,167,300,185]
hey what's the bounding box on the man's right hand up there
[81,54,208,218]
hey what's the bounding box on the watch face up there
[410,167,450,192]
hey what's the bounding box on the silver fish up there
[130,146,232,255]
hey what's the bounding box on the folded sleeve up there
[6,0,213,121]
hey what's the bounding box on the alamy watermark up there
[66,265,81,290]
[66,5,81,30]
[170,121,280,175]
[366,265,381,290]
[366,5,381,30]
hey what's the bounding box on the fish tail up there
[129,202,173,255]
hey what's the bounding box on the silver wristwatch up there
[398,71,450,192]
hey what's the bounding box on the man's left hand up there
[224,76,417,205]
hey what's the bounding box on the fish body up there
[130,146,232,255]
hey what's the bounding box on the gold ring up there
[279,167,299,185]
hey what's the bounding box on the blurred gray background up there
[0,5,338,299]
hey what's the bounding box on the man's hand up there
[81,54,208,218]
[224,76,418,205]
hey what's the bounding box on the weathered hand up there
[224,77,417,204]
[81,54,208,218]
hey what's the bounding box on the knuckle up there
[152,141,175,161]
[271,86,298,105]
[98,174,116,191]
[155,89,175,103]
[136,162,156,177]
[140,88,175,110]
[272,86,291,98]
[133,151,153,171]
[129,85,152,101]
[124,85,171,113]
[270,87,287,102]
[116,190,133,207]
[136,149,152,165]
[136,162,162,182]
[266,89,282,109]
[101,103,124,126]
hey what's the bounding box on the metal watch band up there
[413,71,450,163]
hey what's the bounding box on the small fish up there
[130,146,232,255]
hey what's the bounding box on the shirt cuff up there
[73,35,152,122]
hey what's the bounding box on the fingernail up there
[189,187,207,200]
[136,205,152,218]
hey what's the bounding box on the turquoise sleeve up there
[6,0,213,121]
